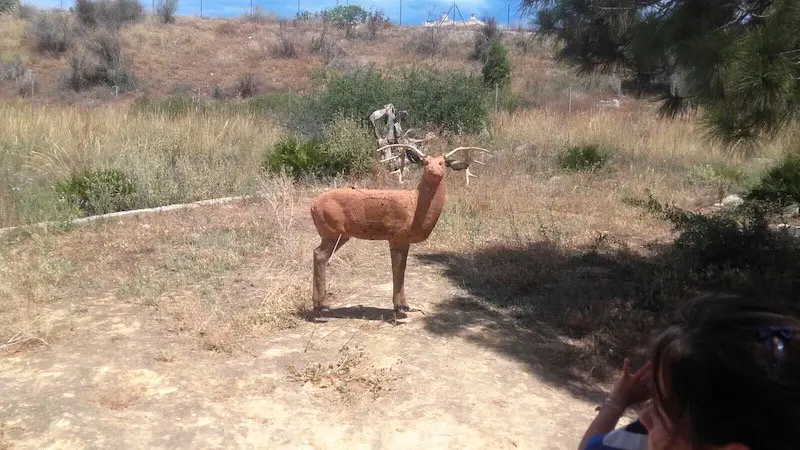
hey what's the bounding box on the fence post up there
[568,84,572,114]
[495,82,499,112]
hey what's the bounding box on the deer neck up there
[411,176,446,236]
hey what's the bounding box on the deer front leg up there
[312,237,349,312]
[389,244,411,313]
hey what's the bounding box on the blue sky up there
[25,0,533,27]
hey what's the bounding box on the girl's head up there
[639,295,800,450]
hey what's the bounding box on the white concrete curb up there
[0,195,253,237]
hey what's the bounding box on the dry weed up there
[95,379,145,410]
[287,343,396,400]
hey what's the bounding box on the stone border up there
[0,195,251,237]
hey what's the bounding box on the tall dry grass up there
[0,100,284,228]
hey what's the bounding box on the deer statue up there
[309,144,493,316]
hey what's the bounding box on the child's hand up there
[609,358,652,410]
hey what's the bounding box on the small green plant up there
[558,144,612,172]
[263,135,327,180]
[54,168,137,216]
[686,163,747,203]
[747,151,800,208]
[482,41,511,88]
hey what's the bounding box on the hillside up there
[0,12,599,107]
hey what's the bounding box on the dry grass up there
[0,101,284,228]
[287,343,397,401]
[95,378,146,410]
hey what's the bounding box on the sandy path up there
[1,239,612,449]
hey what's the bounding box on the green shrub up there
[54,168,137,216]
[325,5,368,37]
[686,163,747,203]
[310,67,490,135]
[320,114,375,179]
[747,151,800,208]
[558,145,612,172]
[263,116,375,181]
[0,0,17,14]
[263,135,328,180]
[396,68,489,134]
[626,191,800,305]
[482,41,511,88]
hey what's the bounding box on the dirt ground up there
[0,210,632,449]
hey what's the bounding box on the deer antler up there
[375,144,427,182]
[444,147,493,185]
[376,143,426,160]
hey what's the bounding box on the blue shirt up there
[584,419,648,450]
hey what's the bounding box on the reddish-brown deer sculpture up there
[309,144,493,315]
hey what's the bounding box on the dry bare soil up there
[0,198,629,449]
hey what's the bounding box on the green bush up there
[54,168,137,216]
[686,163,747,203]
[263,116,375,181]
[320,114,375,179]
[747,151,800,208]
[325,5,368,37]
[396,68,489,134]
[310,67,490,135]
[263,135,328,180]
[626,191,800,305]
[482,41,511,88]
[558,145,612,172]
[0,0,17,14]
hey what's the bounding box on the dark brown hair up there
[649,295,800,449]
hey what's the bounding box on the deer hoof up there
[314,305,330,313]
[394,305,410,313]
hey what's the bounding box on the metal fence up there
[34,0,529,28]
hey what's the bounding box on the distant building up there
[423,12,486,27]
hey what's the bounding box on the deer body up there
[310,168,446,245]
[309,145,491,316]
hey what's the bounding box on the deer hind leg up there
[312,236,349,312]
[389,244,411,313]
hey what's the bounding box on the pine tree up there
[482,41,512,88]
[523,0,800,151]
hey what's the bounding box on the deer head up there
[444,146,495,185]
[378,143,493,185]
